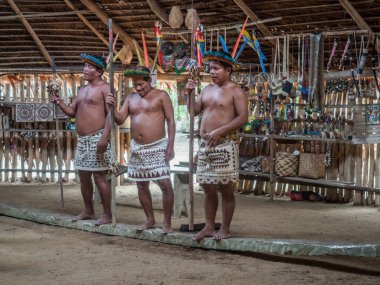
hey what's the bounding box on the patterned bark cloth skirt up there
[74,130,111,171]
[128,137,171,181]
[196,135,239,185]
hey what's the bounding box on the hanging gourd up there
[169,6,183,29]
[185,8,200,30]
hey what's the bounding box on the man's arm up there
[186,79,203,116]
[162,91,176,161]
[105,92,130,125]
[206,86,248,146]
[53,93,77,117]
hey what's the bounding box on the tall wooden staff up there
[50,58,64,207]
[108,19,117,227]
[188,65,200,231]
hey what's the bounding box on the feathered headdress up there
[80,53,106,70]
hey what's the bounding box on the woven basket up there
[185,8,200,30]
[275,152,298,177]
[169,6,183,29]
[298,152,326,179]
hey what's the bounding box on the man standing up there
[52,53,112,225]
[186,51,248,241]
[103,66,175,234]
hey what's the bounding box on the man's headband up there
[80,53,106,70]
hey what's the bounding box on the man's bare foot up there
[94,215,112,226]
[136,220,156,232]
[192,226,215,241]
[72,211,95,222]
[161,224,173,234]
[213,229,230,241]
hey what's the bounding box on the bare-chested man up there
[186,51,248,241]
[102,66,175,234]
[52,53,112,225]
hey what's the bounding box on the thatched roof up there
[0,0,379,75]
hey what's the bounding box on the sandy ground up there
[1,216,380,285]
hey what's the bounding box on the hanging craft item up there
[16,103,34,122]
[195,24,205,69]
[160,41,175,72]
[296,36,304,97]
[185,8,200,30]
[35,103,54,122]
[358,36,369,76]
[338,36,351,70]
[371,35,380,93]
[174,42,190,74]
[151,21,163,72]
[326,38,337,72]
[270,37,282,96]
[308,34,321,105]
[348,35,360,98]
[169,6,183,29]
[365,105,380,125]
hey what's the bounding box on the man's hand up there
[106,92,116,106]
[206,129,222,147]
[165,147,175,163]
[51,92,62,105]
[185,79,197,95]
[96,137,108,154]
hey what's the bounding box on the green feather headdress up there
[80,53,106,70]
[124,69,151,78]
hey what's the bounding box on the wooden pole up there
[109,19,117,227]
[52,58,64,207]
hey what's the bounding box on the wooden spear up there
[52,58,64,208]
[109,19,117,227]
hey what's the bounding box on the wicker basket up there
[185,8,200,30]
[298,152,326,179]
[169,6,183,29]
[275,152,298,177]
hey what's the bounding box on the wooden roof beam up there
[339,0,380,52]
[64,0,124,56]
[233,0,297,66]
[5,0,53,67]
[79,0,164,73]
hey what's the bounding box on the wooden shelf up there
[239,170,270,178]
[238,133,351,143]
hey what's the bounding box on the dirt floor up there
[1,184,380,284]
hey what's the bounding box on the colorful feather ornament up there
[141,31,149,68]
[231,16,249,58]
[219,34,229,54]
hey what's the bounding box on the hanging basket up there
[169,6,183,29]
[185,8,200,30]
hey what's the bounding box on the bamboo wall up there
[0,73,130,184]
